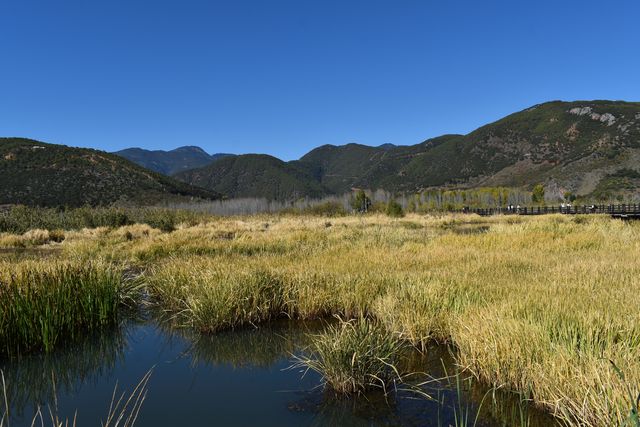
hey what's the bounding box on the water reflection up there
[1,319,560,426]
[173,319,323,369]
[0,322,127,417]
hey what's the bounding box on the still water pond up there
[1,320,558,426]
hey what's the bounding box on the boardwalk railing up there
[455,204,640,218]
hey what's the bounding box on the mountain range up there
[2,100,639,207]
[171,100,640,201]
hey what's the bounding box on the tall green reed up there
[0,261,139,357]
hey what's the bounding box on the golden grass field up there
[2,213,639,426]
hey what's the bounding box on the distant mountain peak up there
[174,146,209,154]
[114,146,233,176]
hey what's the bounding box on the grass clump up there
[147,265,288,333]
[294,318,405,394]
[0,229,67,248]
[0,260,138,357]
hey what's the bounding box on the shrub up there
[563,191,577,203]
[369,201,387,213]
[351,190,371,213]
[532,184,545,204]
[385,200,405,218]
[141,210,177,232]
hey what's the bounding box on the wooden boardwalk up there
[458,204,640,219]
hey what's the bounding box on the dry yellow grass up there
[0,228,65,248]
[2,213,638,425]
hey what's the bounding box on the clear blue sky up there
[1,1,638,160]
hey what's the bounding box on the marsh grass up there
[2,213,639,425]
[147,266,290,332]
[0,260,140,357]
[0,229,66,249]
[101,369,152,427]
[434,380,534,427]
[292,317,405,394]
[611,361,640,427]
[449,374,485,427]
[136,214,640,425]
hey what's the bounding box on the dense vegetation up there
[591,168,640,201]
[0,138,220,207]
[114,146,232,175]
[173,101,640,201]
[0,205,207,234]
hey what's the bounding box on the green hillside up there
[300,100,640,199]
[175,154,327,200]
[0,138,220,207]
[294,143,396,193]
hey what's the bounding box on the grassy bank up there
[1,213,638,425]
